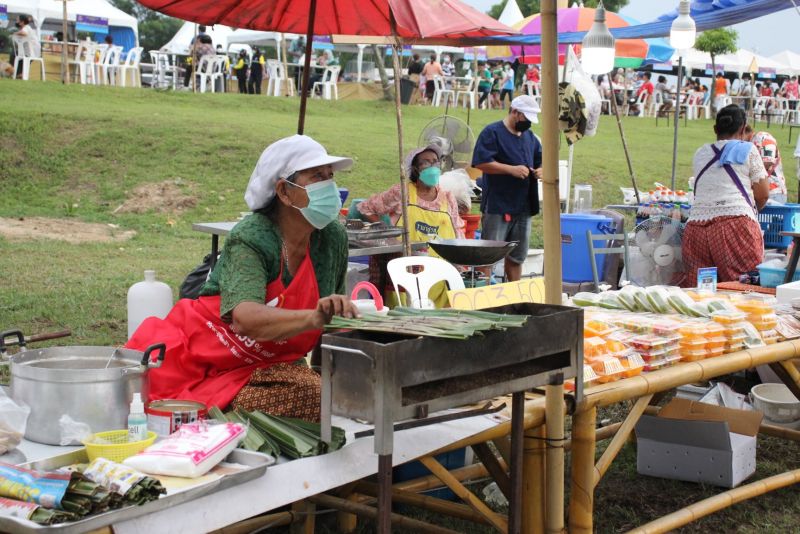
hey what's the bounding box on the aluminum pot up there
[10,344,165,444]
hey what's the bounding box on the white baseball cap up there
[245,134,353,210]
[510,95,540,124]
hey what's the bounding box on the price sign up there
[447,278,546,311]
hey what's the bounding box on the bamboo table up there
[567,341,800,534]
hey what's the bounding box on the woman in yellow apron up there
[358,145,464,307]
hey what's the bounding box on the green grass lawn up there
[1,81,799,532]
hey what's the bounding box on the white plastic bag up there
[0,393,29,454]
[564,46,601,137]
[58,414,93,446]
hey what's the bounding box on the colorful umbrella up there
[487,7,673,68]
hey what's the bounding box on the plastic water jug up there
[573,185,593,212]
[127,270,173,339]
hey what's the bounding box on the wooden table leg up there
[568,405,597,534]
[377,454,393,534]
[508,391,525,534]
[522,425,546,534]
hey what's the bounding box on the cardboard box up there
[635,398,763,488]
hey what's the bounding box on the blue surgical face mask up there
[287,179,342,229]
[418,166,441,187]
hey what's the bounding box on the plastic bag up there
[59,414,92,446]
[0,392,29,455]
[564,46,601,137]
[178,253,215,300]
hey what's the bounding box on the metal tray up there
[0,448,274,533]
[345,221,403,242]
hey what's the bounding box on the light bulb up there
[670,0,696,51]
[581,1,616,75]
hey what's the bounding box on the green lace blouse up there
[200,213,348,321]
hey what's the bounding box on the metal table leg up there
[377,454,393,534]
[508,391,525,534]
[210,235,220,270]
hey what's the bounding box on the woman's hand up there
[311,295,360,329]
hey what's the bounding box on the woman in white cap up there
[127,135,358,422]
[357,144,464,307]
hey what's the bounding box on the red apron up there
[126,251,321,409]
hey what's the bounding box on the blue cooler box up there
[560,213,614,283]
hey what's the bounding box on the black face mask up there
[514,119,532,132]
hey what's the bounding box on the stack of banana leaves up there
[210,407,346,459]
[76,458,166,506]
[326,307,528,339]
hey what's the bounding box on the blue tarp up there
[489,0,794,45]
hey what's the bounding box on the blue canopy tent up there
[488,0,797,45]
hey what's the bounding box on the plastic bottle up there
[127,270,173,339]
[128,393,148,442]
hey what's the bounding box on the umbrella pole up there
[61,0,69,84]
[297,0,318,134]
[608,70,641,204]
[671,56,684,191]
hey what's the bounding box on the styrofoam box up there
[636,416,756,488]
[776,279,800,304]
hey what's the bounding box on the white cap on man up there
[510,95,540,124]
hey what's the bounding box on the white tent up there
[771,50,800,76]
[498,0,525,27]
[160,22,238,55]
[14,0,138,44]
[677,48,792,75]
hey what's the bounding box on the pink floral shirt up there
[358,183,465,239]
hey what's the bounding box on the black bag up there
[528,170,540,216]
[178,253,214,300]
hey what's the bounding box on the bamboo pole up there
[390,22,411,257]
[544,381,565,534]
[579,341,800,411]
[308,494,461,534]
[211,511,294,534]
[280,34,292,97]
[760,422,800,441]
[594,394,653,485]
[191,24,198,93]
[355,481,493,525]
[419,456,509,533]
[541,0,562,305]
[628,468,800,534]
[393,460,503,494]
[61,0,69,84]
[290,501,315,534]
[522,425,546,534]
[568,406,596,534]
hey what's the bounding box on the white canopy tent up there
[676,48,792,76]
[770,50,800,76]
[9,0,138,45]
[160,22,235,55]
[498,0,525,27]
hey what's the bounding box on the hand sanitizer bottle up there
[128,393,148,442]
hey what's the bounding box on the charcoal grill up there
[320,303,582,533]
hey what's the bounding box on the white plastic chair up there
[209,55,228,93]
[432,75,454,107]
[267,60,295,97]
[648,92,663,117]
[119,47,143,87]
[98,45,123,85]
[312,66,340,100]
[68,40,91,83]
[524,81,540,96]
[195,55,215,93]
[11,36,45,81]
[626,91,649,117]
[148,51,180,90]
[387,256,465,309]
[455,77,477,109]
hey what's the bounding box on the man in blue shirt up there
[472,95,543,282]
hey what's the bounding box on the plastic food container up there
[681,348,710,362]
[628,334,680,352]
[593,356,626,383]
[761,329,781,344]
[638,346,681,362]
[643,355,682,371]
[584,337,610,360]
[678,323,709,340]
[679,337,707,350]
[619,352,645,378]
[724,342,745,353]
[749,314,779,331]
[705,336,727,350]
[704,322,725,337]
[584,320,617,338]
[707,346,725,358]
[732,294,777,314]
[711,310,747,325]
[723,324,747,338]
[647,319,683,337]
